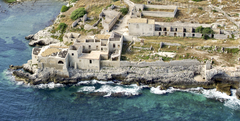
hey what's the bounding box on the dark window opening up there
[159,32,161,36]
[113,44,115,48]
[159,28,162,31]
[163,28,166,31]
[183,28,186,32]
[90,60,92,64]
[183,33,186,37]
[174,33,177,37]
[101,48,103,51]
[192,34,195,37]
[89,45,91,49]
[175,28,177,31]
[72,53,74,56]
[58,61,64,64]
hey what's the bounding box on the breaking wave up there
[75,80,115,85]
[150,86,240,110]
[33,82,64,89]
[78,84,146,97]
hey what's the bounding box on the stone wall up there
[120,59,201,67]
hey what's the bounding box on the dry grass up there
[41,48,60,57]
[121,36,240,66]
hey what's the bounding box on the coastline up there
[9,0,240,99]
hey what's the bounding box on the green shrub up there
[196,26,214,39]
[71,0,78,2]
[70,7,86,20]
[120,8,128,15]
[4,0,16,3]
[61,5,69,12]
[192,0,202,2]
[58,23,67,34]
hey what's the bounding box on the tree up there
[196,26,203,33]
[61,5,69,12]
[120,8,128,15]
[58,23,67,34]
[70,7,86,20]
[196,26,214,40]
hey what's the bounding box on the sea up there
[1,0,240,120]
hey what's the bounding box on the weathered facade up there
[32,32,123,76]
[100,9,121,32]
[128,18,229,39]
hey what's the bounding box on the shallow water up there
[1,0,240,120]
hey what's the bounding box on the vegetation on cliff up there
[70,7,86,20]
[4,0,16,3]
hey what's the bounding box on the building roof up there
[148,19,155,24]
[41,48,61,57]
[79,51,108,60]
[95,34,110,39]
[128,18,148,24]
[33,48,41,55]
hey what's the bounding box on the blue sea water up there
[1,0,240,120]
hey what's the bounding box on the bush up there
[4,0,16,3]
[71,0,78,2]
[58,23,67,34]
[192,0,202,2]
[61,5,69,12]
[120,8,128,15]
[70,7,86,20]
[196,26,214,39]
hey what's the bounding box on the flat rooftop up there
[79,51,108,60]
[155,22,212,28]
[95,34,110,39]
[39,46,68,58]
[128,18,155,24]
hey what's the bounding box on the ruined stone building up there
[131,4,178,18]
[100,9,121,32]
[32,32,123,76]
[128,18,229,39]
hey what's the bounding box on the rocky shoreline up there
[10,63,240,98]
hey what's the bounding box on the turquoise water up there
[1,0,240,120]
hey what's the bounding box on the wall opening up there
[159,32,161,36]
[113,44,115,48]
[83,46,85,50]
[58,60,64,65]
[112,57,119,61]
[89,60,92,64]
[192,28,195,33]
[96,46,98,49]
[175,28,177,32]
[163,28,166,31]
[183,33,186,37]
[212,34,214,38]
[183,28,186,32]
[174,33,177,37]
[89,45,91,49]
[72,53,74,56]
[192,34,195,37]
[101,48,103,51]
[159,27,162,31]
[165,32,167,36]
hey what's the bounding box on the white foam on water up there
[34,82,64,89]
[150,86,180,95]
[150,86,240,110]
[76,80,115,85]
[78,86,95,92]
[200,89,240,110]
[94,84,143,97]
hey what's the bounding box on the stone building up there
[128,18,229,39]
[101,9,121,32]
[32,32,123,76]
[131,4,178,18]
[63,32,81,44]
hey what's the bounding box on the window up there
[58,61,64,64]
[101,48,103,51]
[89,60,92,64]
[96,46,98,49]
[72,53,74,56]
[89,45,91,49]
[113,44,115,48]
